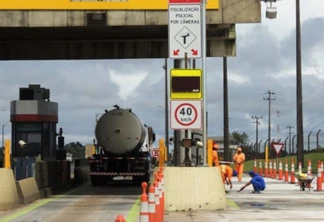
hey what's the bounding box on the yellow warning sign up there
[0,0,219,10]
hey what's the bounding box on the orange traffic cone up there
[307,159,312,177]
[298,162,302,174]
[269,161,273,178]
[259,161,263,176]
[154,180,161,222]
[316,160,322,191]
[148,183,156,222]
[254,158,257,173]
[158,168,165,216]
[157,177,164,222]
[264,161,268,178]
[273,160,277,179]
[140,182,149,222]
[115,215,125,222]
[278,160,283,180]
[284,159,289,182]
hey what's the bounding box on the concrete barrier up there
[0,168,20,210]
[16,178,41,205]
[163,167,227,211]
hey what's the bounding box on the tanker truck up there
[89,106,155,186]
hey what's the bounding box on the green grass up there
[241,151,324,173]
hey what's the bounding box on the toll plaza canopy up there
[0,0,219,10]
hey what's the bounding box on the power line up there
[304,111,324,122]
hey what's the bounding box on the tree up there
[65,142,85,159]
[231,131,249,145]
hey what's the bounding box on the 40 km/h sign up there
[170,100,202,129]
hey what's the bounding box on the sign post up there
[168,0,206,165]
[201,0,207,166]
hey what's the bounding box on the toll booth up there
[10,84,58,162]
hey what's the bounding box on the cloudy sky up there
[0,0,324,152]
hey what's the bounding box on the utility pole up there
[292,135,297,154]
[296,0,304,167]
[263,90,276,158]
[251,115,263,154]
[286,126,294,154]
[162,58,169,160]
[223,57,229,161]
[284,137,289,153]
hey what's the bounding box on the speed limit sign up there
[170,100,202,129]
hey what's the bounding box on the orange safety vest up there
[212,150,219,166]
[233,152,245,165]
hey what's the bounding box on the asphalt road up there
[0,180,142,222]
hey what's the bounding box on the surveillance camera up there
[18,140,27,148]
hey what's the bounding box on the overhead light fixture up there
[266,6,277,19]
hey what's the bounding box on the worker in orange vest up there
[220,164,237,190]
[212,143,220,167]
[233,147,245,182]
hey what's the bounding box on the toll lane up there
[0,181,141,222]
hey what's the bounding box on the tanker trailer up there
[89,106,155,186]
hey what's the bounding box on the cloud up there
[110,70,147,100]
[1,1,324,148]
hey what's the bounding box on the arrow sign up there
[272,142,284,156]
[173,49,180,56]
[191,49,198,55]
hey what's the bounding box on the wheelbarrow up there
[296,175,314,191]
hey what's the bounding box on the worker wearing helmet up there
[233,147,245,182]
[212,143,220,167]
[220,164,237,190]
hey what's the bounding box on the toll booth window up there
[171,77,200,93]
